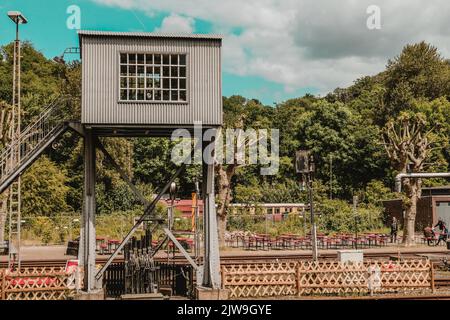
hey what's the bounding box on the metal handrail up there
[0,96,66,159]
[0,96,70,186]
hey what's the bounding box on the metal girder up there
[95,137,151,207]
[201,131,221,289]
[67,122,86,137]
[163,227,199,270]
[149,235,168,258]
[95,142,198,281]
[79,128,98,291]
[0,124,68,194]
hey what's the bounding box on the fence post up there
[430,262,435,293]
[220,266,225,289]
[1,269,6,300]
[296,264,301,296]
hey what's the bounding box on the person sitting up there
[423,226,435,246]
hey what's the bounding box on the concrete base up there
[337,250,364,263]
[121,293,167,300]
[196,286,229,300]
[73,289,105,300]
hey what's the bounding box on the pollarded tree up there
[382,99,450,245]
[215,96,273,247]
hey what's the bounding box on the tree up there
[297,100,387,198]
[21,156,70,216]
[364,180,395,207]
[383,42,450,122]
[382,100,449,245]
[215,96,273,247]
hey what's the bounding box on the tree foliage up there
[0,40,448,244]
[21,156,70,216]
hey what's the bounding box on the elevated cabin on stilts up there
[0,30,223,297]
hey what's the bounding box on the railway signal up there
[296,150,318,261]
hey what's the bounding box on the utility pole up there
[329,154,333,200]
[308,156,318,261]
[353,195,358,250]
[7,11,27,271]
[295,150,318,261]
[168,182,176,230]
[193,180,201,262]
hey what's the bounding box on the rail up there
[0,96,71,193]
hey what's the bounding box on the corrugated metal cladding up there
[80,32,222,126]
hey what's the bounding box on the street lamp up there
[7,11,27,124]
[7,11,28,24]
[6,10,27,271]
[353,195,359,249]
[295,150,318,261]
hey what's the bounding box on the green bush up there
[227,213,307,236]
[317,199,384,233]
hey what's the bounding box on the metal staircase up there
[0,97,72,269]
[8,180,20,269]
[0,98,69,195]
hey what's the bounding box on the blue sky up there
[0,0,316,105]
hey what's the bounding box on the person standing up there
[390,217,398,243]
[434,219,448,246]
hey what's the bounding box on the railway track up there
[1,249,450,300]
[435,278,450,287]
[0,249,445,267]
[299,293,450,300]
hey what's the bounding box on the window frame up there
[117,51,189,104]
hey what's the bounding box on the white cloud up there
[92,0,450,93]
[155,14,195,33]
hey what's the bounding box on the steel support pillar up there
[79,129,99,292]
[201,131,221,289]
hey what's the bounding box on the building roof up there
[77,30,223,58]
[422,186,450,190]
[229,203,307,207]
[78,30,223,41]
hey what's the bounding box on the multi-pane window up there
[119,53,187,102]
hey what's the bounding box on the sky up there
[1,0,450,105]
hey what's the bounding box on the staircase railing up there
[0,96,69,188]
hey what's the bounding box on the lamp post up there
[7,11,27,270]
[329,154,333,200]
[353,195,359,250]
[193,179,201,262]
[168,182,177,230]
[8,11,27,139]
[295,150,318,261]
